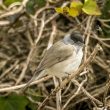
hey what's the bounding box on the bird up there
[23,31,84,91]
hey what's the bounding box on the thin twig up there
[53,77,62,110]
[0,0,28,19]
[0,76,52,92]
[16,12,45,84]
[62,78,87,110]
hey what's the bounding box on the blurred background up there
[0,0,110,110]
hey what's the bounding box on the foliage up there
[0,93,29,110]
[26,0,46,14]
[3,0,46,14]
[3,0,22,6]
[100,0,110,36]
[55,0,101,17]
[101,0,110,19]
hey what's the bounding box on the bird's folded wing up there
[37,41,74,70]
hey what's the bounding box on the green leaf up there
[36,0,46,7]
[82,0,101,15]
[69,0,83,17]
[68,7,79,17]
[55,1,83,17]
[100,0,110,36]
[101,0,110,19]
[26,0,46,14]
[0,94,29,110]
[55,7,64,14]
[26,0,36,14]
[70,0,83,10]
[4,0,22,6]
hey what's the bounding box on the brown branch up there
[0,76,52,92]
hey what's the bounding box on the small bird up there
[23,31,84,90]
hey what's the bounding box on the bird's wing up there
[37,41,74,71]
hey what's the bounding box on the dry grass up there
[0,0,110,110]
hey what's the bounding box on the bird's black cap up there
[70,31,84,44]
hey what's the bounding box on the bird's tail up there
[21,69,43,92]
